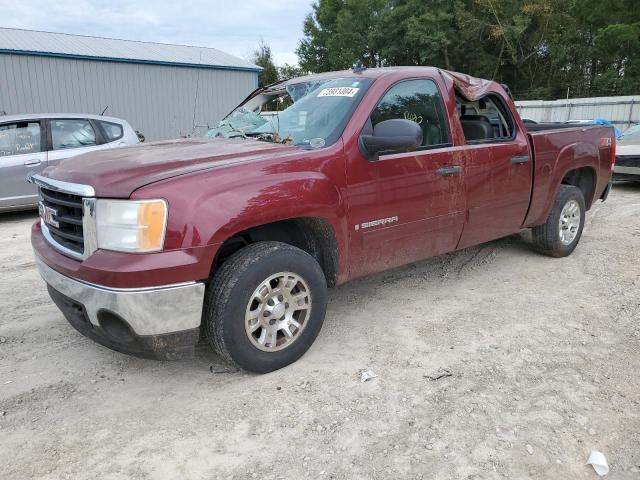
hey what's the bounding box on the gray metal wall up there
[0,53,258,141]
[515,96,640,132]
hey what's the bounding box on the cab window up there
[51,119,97,150]
[371,79,450,149]
[0,122,42,157]
[456,94,515,143]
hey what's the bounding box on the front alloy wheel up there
[245,272,312,352]
[204,241,328,373]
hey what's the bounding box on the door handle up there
[511,155,530,165]
[436,165,462,176]
[23,159,42,167]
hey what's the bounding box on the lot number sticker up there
[318,87,359,97]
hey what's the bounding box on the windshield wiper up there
[246,132,293,145]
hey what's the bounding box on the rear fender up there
[525,141,599,227]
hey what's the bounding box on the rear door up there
[346,78,466,278]
[455,94,533,248]
[0,120,47,209]
[46,118,109,166]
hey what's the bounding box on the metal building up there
[515,95,639,132]
[0,28,260,141]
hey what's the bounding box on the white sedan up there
[614,124,640,183]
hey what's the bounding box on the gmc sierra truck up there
[30,67,615,373]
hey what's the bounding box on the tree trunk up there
[443,45,451,70]
[492,41,505,80]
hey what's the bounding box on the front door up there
[0,120,47,209]
[345,78,466,279]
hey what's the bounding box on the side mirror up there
[360,119,423,158]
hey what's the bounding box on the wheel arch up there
[560,166,597,210]
[211,216,340,287]
[524,139,600,227]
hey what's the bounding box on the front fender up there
[203,170,346,246]
[133,165,348,261]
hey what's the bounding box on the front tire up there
[204,241,328,373]
[531,185,586,257]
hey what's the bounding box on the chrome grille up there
[39,187,85,254]
[31,175,97,261]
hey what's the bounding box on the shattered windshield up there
[207,77,373,148]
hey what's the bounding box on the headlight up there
[96,199,167,253]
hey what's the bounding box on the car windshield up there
[619,124,640,142]
[208,77,373,148]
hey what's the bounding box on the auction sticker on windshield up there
[318,87,359,97]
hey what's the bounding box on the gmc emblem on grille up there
[38,202,59,228]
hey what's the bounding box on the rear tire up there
[204,241,327,373]
[531,185,586,257]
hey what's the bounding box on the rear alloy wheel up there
[558,199,581,245]
[532,185,586,257]
[204,241,327,373]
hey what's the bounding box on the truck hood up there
[41,138,299,197]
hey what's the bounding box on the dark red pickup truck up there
[31,67,615,372]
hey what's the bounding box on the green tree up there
[297,0,387,72]
[296,0,640,99]
[593,22,640,94]
[252,40,279,87]
[378,0,458,68]
[278,63,308,80]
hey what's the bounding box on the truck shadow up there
[612,180,640,193]
[190,231,537,369]
[0,209,39,223]
[333,232,536,297]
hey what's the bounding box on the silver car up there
[0,113,139,211]
[614,124,640,182]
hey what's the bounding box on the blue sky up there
[0,0,314,65]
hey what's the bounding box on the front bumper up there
[613,156,640,180]
[36,257,205,360]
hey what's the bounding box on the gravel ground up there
[1,183,639,480]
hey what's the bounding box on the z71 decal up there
[355,216,399,231]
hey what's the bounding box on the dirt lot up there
[1,184,639,480]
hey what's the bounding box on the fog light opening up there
[97,310,136,344]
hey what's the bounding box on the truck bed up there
[524,124,615,227]
[525,122,592,132]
